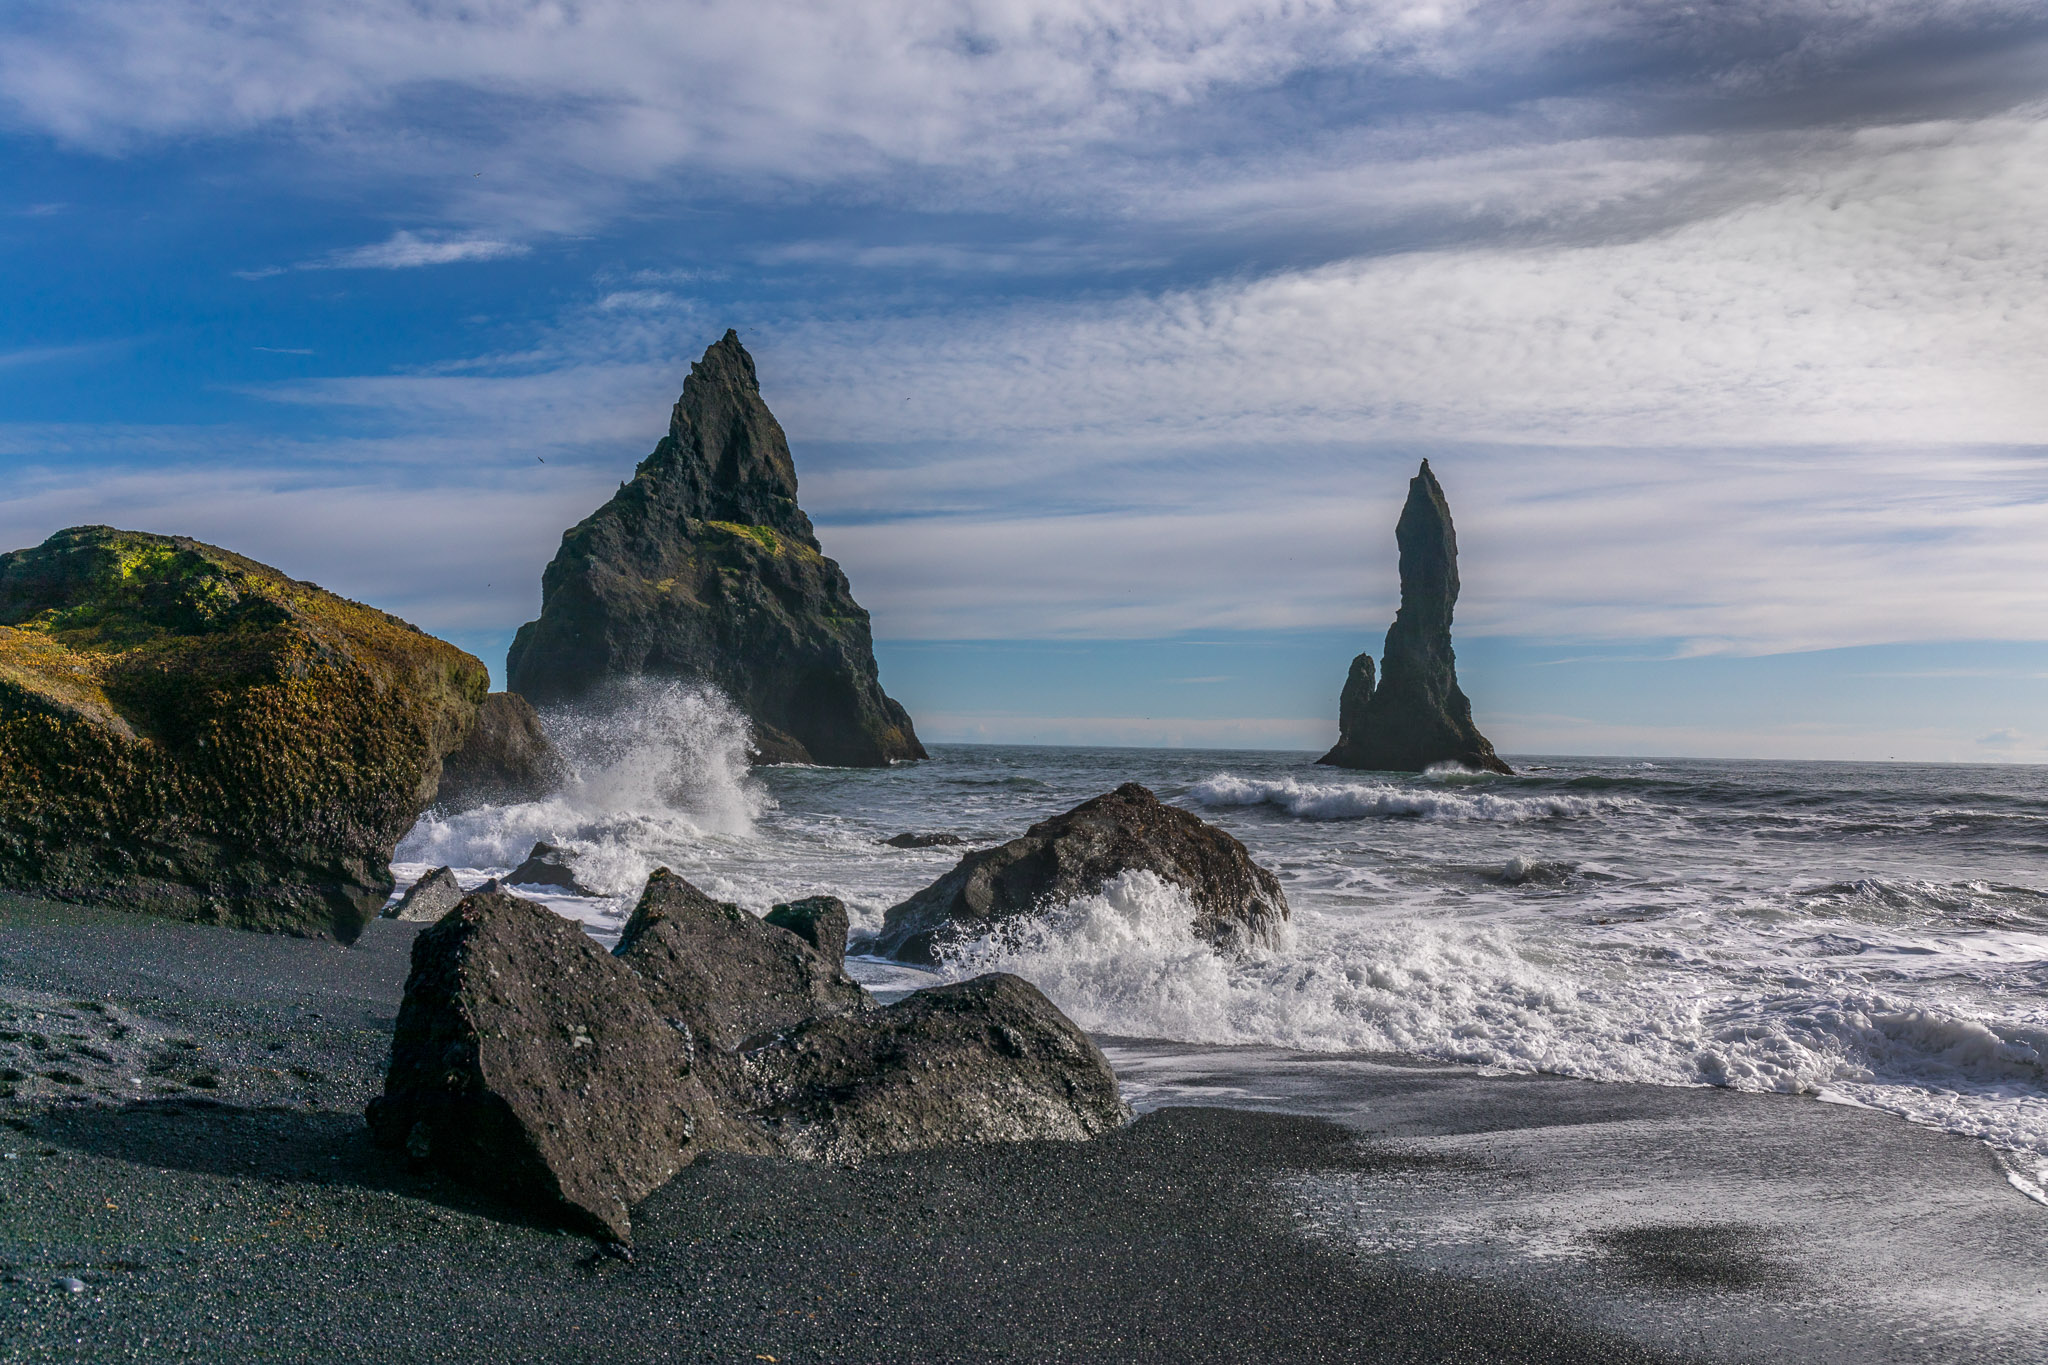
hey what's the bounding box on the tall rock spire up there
[1318,460,1510,774]
[507,330,924,767]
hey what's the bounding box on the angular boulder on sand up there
[383,865,465,922]
[616,870,867,1052]
[365,889,727,1243]
[1319,461,1510,775]
[738,973,1129,1162]
[370,875,1129,1241]
[435,691,563,809]
[870,782,1289,964]
[505,330,924,767]
[0,525,487,940]
[762,894,851,965]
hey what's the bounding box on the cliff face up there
[1319,461,1511,775]
[506,331,923,767]
[0,526,488,939]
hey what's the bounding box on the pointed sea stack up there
[506,331,924,766]
[1319,461,1510,774]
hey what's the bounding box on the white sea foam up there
[397,678,768,902]
[935,869,2048,1190]
[1189,773,1638,822]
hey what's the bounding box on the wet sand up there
[3,895,2041,1363]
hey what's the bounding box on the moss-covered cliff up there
[0,526,488,939]
[506,330,924,767]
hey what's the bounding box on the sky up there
[2,0,2045,761]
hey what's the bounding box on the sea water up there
[396,681,2048,1201]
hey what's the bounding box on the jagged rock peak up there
[505,330,925,767]
[1319,460,1511,775]
[656,328,814,539]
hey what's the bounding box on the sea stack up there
[1319,461,1510,775]
[506,330,924,767]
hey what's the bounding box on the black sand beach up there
[3,895,2041,1363]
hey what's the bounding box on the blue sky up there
[3,0,2046,761]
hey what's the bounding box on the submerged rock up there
[365,890,725,1243]
[505,330,924,768]
[882,832,967,849]
[739,973,1129,1162]
[435,692,562,810]
[616,871,867,1053]
[383,866,464,922]
[504,841,596,896]
[0,525,487,940]
[871,782,1289,964]
[1319,461,1511,775]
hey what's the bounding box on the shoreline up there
[4,896,2042,1362]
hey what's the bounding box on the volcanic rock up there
[435,692,563,809]
[882,832,967,849]
[505,841,597,896]
[616,870,867,1053]
[762,895,850,966]
[870,782,1289,964]
[1319,461,1511,775]
[737,973,1130,1162]
[383,866,465,922]
[365,889,726,1243]
[505,330,923,768]
[0,525,487,940]
[371,873,1131,1238]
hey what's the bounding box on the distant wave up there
[1189,773,1640,823]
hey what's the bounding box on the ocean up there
[395,679,2048,1205]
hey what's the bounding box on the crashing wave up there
[398,678,768,901]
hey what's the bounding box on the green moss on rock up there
[0,526,488,941]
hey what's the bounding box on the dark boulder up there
[762,895,850,966]
[505,841,596,896]
[371,874,1131,1241]
[871,782,1289,963]
[882,832,966,849]
[616,870,868,1053]
[365,890,727,1243]
[383,865,465,922]
[435,692,563,809]
[737,973,1130,1162]
[505,330,923,768]
[1319,461,1510,775]
[0,526,487,940]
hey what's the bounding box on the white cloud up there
[4,0,2041,239]
[306,230,529,270]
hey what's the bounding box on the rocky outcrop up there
[616,870,867,1053]
[435,692,562,809]
[383,866,465,922]
[371,876,1128,1242]
[1319,461,1511,775]
[762,895,850,964]
[882,832,966,849]
[365,890,727,1242]
[0,526,487,941]
[870,783,1289,963]
[505,841,596,896]
[505,330,923,768]
[738,973,1128,1162]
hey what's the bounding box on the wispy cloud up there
[296,230,530,272]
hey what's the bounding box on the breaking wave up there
[1189,773,1639,823]
[934,869,2048,1197]
[397,678,768,900]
